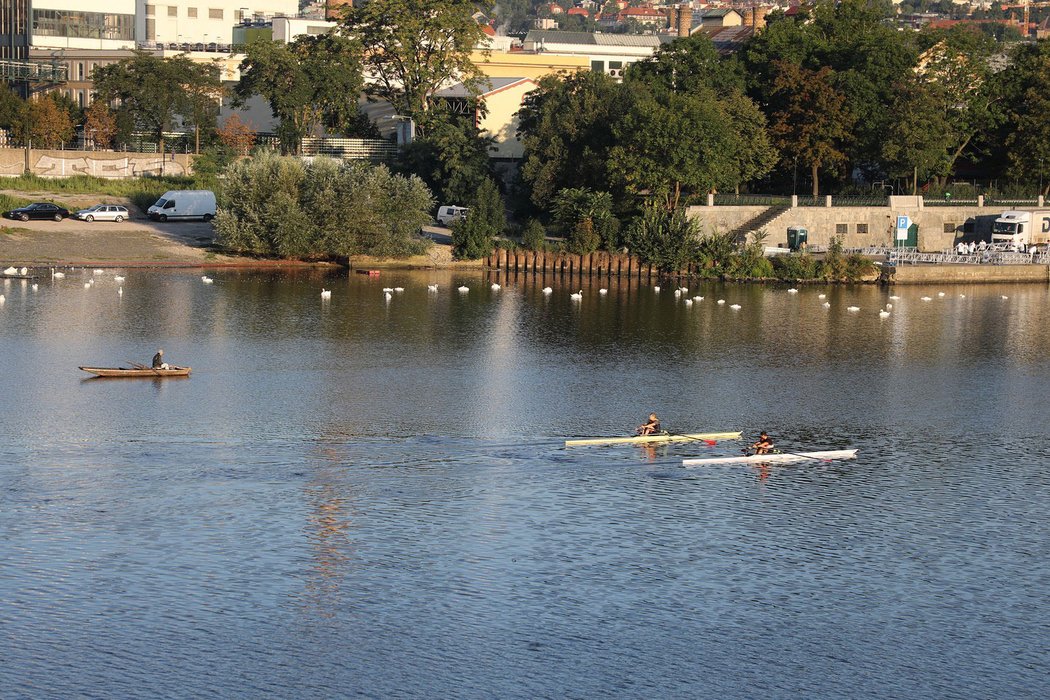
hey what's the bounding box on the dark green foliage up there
[771,253,819,280]
[552,188,617,254]
[0,82,23,131]
[522,218,546,251]
[215,151,433,259]
[235,34,364,154]
[93,52,223,154]
[451,177,504,259]
[394,117,494,205]
[622,203,700,273]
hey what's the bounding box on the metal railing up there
[712,194,792,206]
[0,59,67,83]
[888,249,1050,265]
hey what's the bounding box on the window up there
[32,9,135,41]
[591,60,604,71]
[943,223,956,233]
[146,18,156,40]
[145,4,156,16]
[235,10,244,20]
[835,223,848,235]
[188,7,197,18]
[77,91,84,108]
[856,223,868,234]
[209,8,223,19]
[609,61,622,69]
[168,6,177,17]
[77,62,84,80]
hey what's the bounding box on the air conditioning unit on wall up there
[608,68,622,78]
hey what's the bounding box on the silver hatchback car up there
[75,204,130,222]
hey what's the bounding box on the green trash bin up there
[787,226,808,251]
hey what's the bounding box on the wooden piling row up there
[486,250,667,280]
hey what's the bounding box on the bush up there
[569,218,600,254]
[214,151,433,259]
[522,218,546,251]
[772,253,818,280]
[820,236,848,280]
[452,178,504,259]
[622,203,700,272]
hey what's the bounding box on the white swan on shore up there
[2,267,15,275]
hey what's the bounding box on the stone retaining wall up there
[885,264,1050,284]
[687,201,1031,252]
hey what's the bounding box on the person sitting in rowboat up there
[152,349,170,370]
[637,413,661,436]
[751,432,774,455]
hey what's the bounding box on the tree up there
[0,82,25,134]
[339,0,489,131]
[767,61,854,197]
[217,114,257,155]
[93,51,218,154]
[14,95,73,148]
[236,33,363,154]
[84,100,118,149]
[1006,54,1050,195]
[517,71,630,208]
[177,56,224,153]
[627,34,744,95]
[881,78,953,193]
[551,188,617,253]
[394,116,494,205]
[451,177,503,259]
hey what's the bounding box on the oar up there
[127,360,163,374]
[666,431,719,446]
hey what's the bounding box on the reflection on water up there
[1,268,1049,698]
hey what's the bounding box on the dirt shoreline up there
[0,215,466,269]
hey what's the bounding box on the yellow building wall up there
[472,50,590,80]
[480,81,540,159]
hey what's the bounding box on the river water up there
[1,269,1048,698]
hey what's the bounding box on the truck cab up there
[991,209,1050,251]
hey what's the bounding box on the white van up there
[148,190,216,222]
[436,205,469,225]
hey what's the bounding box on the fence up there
[486,249,698,278]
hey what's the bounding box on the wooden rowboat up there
[682,449,857,466]
[79,366,191,378]
[565,431,741,447]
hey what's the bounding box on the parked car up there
[436,205,469,225]
[147,190,216,222]
[3,202,70,222]
[75,204,130,222]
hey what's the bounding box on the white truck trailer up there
[990,210,1050,249]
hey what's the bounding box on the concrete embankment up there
[883,264,1050,284]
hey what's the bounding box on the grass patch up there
[0,192,79,214]
[0,173,196,215]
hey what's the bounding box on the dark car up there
[3,202,70,222]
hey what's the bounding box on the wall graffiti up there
[33,154,189,178]
[0,148,194,179]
